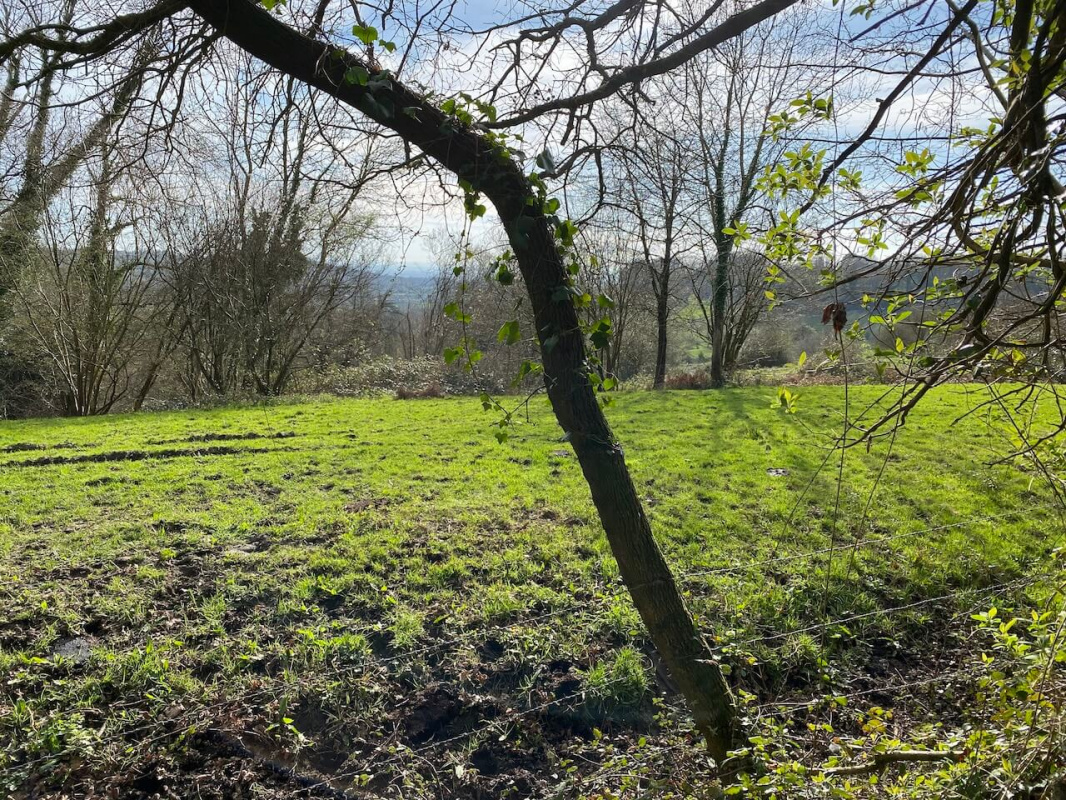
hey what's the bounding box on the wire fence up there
[24,508,1024,770]
[4,506,1052,797]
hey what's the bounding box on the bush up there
[394,381,445,400]
[0,348,50,419]
[291,356,504,398]
[664,369,714,390]
[741,316,821,368]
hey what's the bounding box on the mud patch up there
[184,431,296,444]
[404,686,465,744]
[0,442,50,453]
[10,445,287,468]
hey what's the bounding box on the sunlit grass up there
[0,385,1060,786]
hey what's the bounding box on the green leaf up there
[497,319,521,346]
[345,65,370,86]
[535,149,557,172]
[589,319,612,350]
[555,219,578,248]
[352,24,378,45]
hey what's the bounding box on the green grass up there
[0,385,1060,794]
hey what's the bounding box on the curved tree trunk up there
[187,0,737,759]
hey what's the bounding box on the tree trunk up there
[709,245,730,388]
[654,279,669,389]
[187,0,737,760]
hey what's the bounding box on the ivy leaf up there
[551,285,572,303]
[589,319,612,350]
[556,219,578,248]
[495,264,515,285]
[352,24,378,45]
[535,149,557,172]
[345,65,370,86]
[443,302,471,324]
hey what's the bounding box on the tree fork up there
[186,0,737,758]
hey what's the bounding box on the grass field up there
[0,386,1061,798]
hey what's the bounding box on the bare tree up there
[400,265,456,359]
[0,0,155,301]
[688,249,771,372]
[165,57,383,398]
[612,128,697,388]
[578,229,656,379]
[684,15,823,386]
[590,10,824,387]
[10,147,168,414]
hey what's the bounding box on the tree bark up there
[186,0,737,759]
[654,268,670,389]
[709,246,730,388]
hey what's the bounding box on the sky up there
[377,0,1002,273]
[11,0,1019,277]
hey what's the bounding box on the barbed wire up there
[3,601,605,775]
[562,574,1052,799]
[737,572,1043,649]
[3,518,1051,788]
[45,509,1027,742]
[552,663,996,799]
[676,511,1020,582]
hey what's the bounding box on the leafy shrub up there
[729,574,1065,798]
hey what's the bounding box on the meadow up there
[0,386,1060,798]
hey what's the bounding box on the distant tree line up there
[0,17,840,418]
